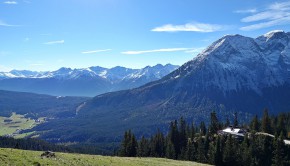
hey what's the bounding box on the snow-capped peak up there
[170,30,290,94]
[0,64,179,82]
[263,30,285,39]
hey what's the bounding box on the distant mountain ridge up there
[32,30,290,143]
[0,64,179,96]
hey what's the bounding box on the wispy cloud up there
[184,47,205,54]
[43,40,64,45]
[3,1,18,5]
[234,8,257,14]
[151,22,228,32]
[239,1,290,31]
[82,49,112,54]
[122,48,197,55]
[0,20,18,27]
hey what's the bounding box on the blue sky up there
[1,0,290,71]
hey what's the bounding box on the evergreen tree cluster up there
[250,109,290,138]
[119,110,290,165]
[0,136,71,152]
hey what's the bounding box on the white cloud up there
[122,48,195,55]
[81,49,112,54]
[268,1,290,10]
[240,16,290,31]
[3,1,18,5]
[151,22,227,32]
[239,1,290,31]
[241,11,290,23]
[0,20,18,27]
[234,8,257,14]
[43,40,64,45]
[184,47,205,54]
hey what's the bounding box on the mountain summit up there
[0,64,179,96]
[166,30,289,93]
[35,31,290,143]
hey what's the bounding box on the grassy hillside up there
[0,148,209,166]
[0,113,44,138]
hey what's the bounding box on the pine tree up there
[199,121,206,136]
[165,139,175,159]
[190,123,195,140]
[261,136,273,166]
[137,136,150,157]
[151,129,165,157]
[128,134,137,157]
[272,132,286,166]
[234,112,238,127]
[262,109,272,134]
[168,120,179,159]
[214,136,223,166]
[185,138,196,161]
[178,117,187,157]
[204,133,210,160]
[240,134,252,166]
[251,134,264,166]
[119,130,137,157]
[119,130,129,156]
[197,135,206,163]
[250,115,260,131]
[223,135,236,166]
[276,114,287,138]
[249,133,273,166]
[225,117,230,127]
[209,111,219,135]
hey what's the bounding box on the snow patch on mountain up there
[169,30,290,94]
[0,64,179,82]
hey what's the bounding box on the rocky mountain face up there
[33,30,290,143]
[0,64,178,96]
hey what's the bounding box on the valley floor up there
[0,148,209,166]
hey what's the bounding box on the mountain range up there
[30,30,290,144]
[0,64,179,96]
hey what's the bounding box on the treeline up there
[0,137,112,155]
[0,136,71,152]
[118,110,290,166]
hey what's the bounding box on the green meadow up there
[0,148,209,166]
[0,113,44,138]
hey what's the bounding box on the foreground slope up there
[0,148,209,166]
[35,31,290,143]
